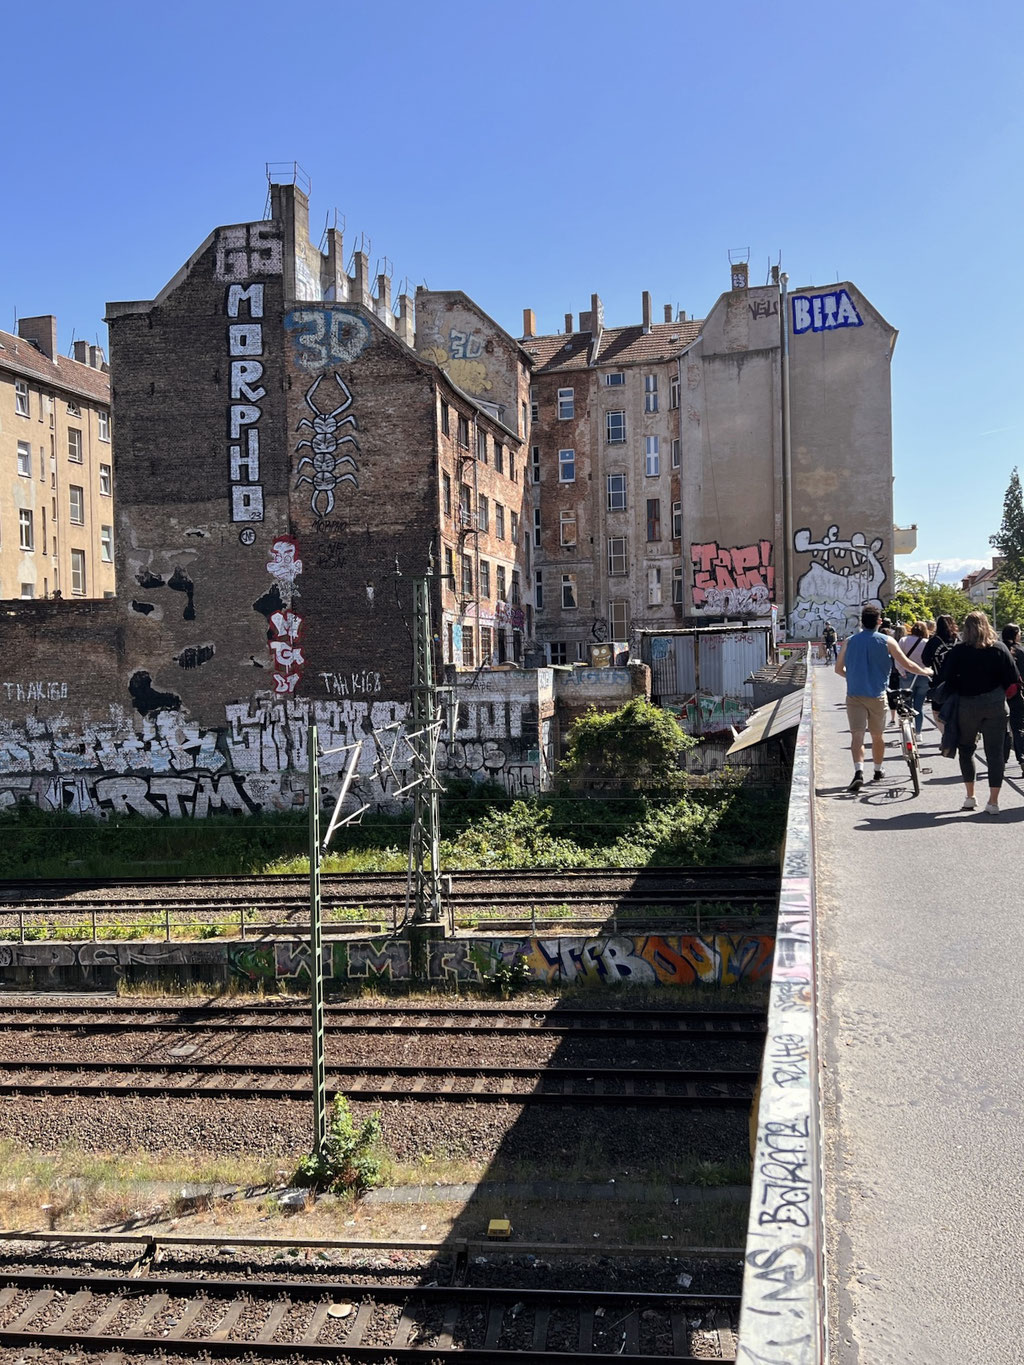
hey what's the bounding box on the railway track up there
[0,1266,739,1360]
[0,1001,768,1039]
[0,1057,758,1105]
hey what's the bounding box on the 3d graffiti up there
[690,540,774,615]
[790,524,886,637]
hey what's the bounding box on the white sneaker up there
[983,802,1001,815]
[961,797,977,811]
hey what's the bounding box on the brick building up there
[0,319,114,602]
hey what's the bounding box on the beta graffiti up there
[791,288,862,334]
[691,540,774,615]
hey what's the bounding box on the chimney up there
[18,316,58,361]
[590,293,603,334]
[73,340,90,365]
[352,251,370,306]
[522,308,536,339]
[323,225,345,300]
[564,312,574,335]
[376,272,392,324]
[641,291,652,334]
[680,310,687,321]
[730,262,749,291]
[89,344,106,369]
[397,292,415,346]
[664,304,673,324]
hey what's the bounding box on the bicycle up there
[892,687,921,795]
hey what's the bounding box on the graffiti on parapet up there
[285,307,371,372]
[690,540,774,615]
[790,524,886,637]
[791,289,862,334]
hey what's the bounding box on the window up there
[41,507,47,554]
[100,463,112,496]
[648,566,662,605]
[673,566,684,604]
[669,375,680,409]
[68,428,83,462]
[535,570,544,610]
[509,452,517,482]
[549,642,568,665]
[15,379,29,416]
[479,559,491,598]
[480,627,492,664]
[462,626,475,668]
[477,429,488,463]
[477,494,489,533]
[445,545,454,582]
[496,564,507,599]
[67,400,81,418]
[608,536,628,575]
[440,401,450,436]
[557,388,575,420]
[645,436,660,476]
[672,500,682,539]
[19,509,34,550]
[17,441,31,477]
[534,508,542,547]
[457,414,469,447]
[461,555,473,596]
[494,443,504,475]
[495,503,505,540]
[671,438,680,469]
[69,485,85,525]
[521,401,528,434]
[560,510,577,546]
[511,569,521,605]
[530,387,539,422]
[558,448,575,483]
[101,525,114,562]
[644,375,659,412]
[606,410,626,443]
[459,484,473,526]
[561,574,578,609]
[510,511,519,544]
[607,473,626,511]
[442,471,451,517]
[604,372,625,386]
[646,498,661,541]
[20,583,34,599]
[610,600,629,638]
[532,446,541,482]
[44,394,55,429]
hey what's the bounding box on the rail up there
[736,646,825,1362]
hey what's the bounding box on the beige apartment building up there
[1,316,114,601]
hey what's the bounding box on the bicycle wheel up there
[900,717,920,795]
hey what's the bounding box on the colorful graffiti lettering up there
[690,541,774,615]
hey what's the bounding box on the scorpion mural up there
[295,372,360,521]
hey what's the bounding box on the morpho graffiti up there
[790,524,886,637]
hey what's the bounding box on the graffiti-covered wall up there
[0,932,775,990]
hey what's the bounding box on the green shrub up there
[293,1095,387,1195]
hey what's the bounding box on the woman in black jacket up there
[1001,623,1024,775]
[921,615,958,737]
[938,611,1018,813]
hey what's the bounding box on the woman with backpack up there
[922,615,958,736]
[937,611,1018,813]
[897,620,931,735]
[1000,623,1024,776]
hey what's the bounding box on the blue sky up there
[5,0,1021,583]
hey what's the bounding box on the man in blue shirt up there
[835,605,933,791]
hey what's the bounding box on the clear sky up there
[4,0,1021,583]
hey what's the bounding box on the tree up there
[558,698,697,795]
[886,572,973,628]
[990,468,1024,582]
[992,580,1024,632]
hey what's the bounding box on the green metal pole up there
[410,575,443,924]
[308,721,327,1157]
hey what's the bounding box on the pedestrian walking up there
[897,621,931,736]
[921,614,958,736]
[1000,623,1024,775]
[937,611,1018,814]
[834,605,933,791]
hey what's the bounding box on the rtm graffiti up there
[790,525,885,638]
[691,540,774,615]
[791,289,862,334]
[284,307,371,372]
[295,373,359,521]
[266,538,305,694]
[225,282,267,525]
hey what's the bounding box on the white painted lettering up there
[230,360,266,402]
[228,324,263,356]
[227,283,265,319]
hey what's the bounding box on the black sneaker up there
[872,770,884,782]
[847,773,864,792]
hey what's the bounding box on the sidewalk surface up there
[814,665,1024,1364]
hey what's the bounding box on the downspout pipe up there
[779,273,795,630]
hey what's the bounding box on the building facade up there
[525,267,900,645]
[1,318,115,602]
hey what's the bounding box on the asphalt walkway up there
[815,664,1024,1363]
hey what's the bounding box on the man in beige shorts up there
[835,605,932,791]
